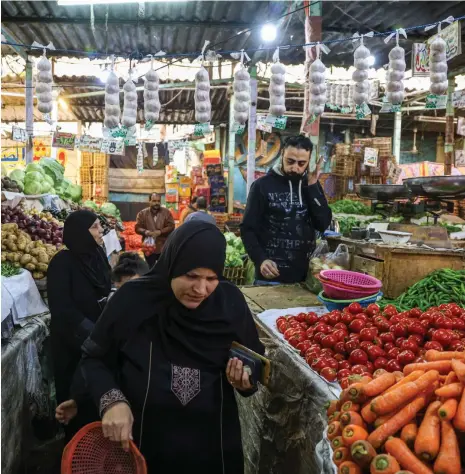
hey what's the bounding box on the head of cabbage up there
[24,171,44,185]
[25,163,44,176]
[9,169,25,184]
[24,181,43,195]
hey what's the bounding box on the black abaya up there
[80,222,264,473]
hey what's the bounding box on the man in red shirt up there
[135,193,175,267]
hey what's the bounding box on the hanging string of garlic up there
[308,45,327,117]
[269,48,286,117]
[144,57,161,124]
[36,51,53,115]
[425,17,454,96]
[233,50,251,125]
[136,142,144,173]
[348,84,354,107]
[122,73,138,129]
[326,83,332,107]
[384,29,407,105]
[335,84,343,109]
[352,32,373,105]
[330,82,337,108]
[195,67,211,123]
[342,85,350,110]
[104,58,120,129]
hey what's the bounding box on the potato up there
[32,272,45,280]
[36,263,48,272]
[12,253,21,263]
[20,254,33,265]
[7,242,18,252]
[2,223,18,232]
[31,257,38,265]
[6,234,17,242]
[1,254,6,262]
[17,241,27,251]
[13,262,21,268]
[1,244,6,251]
[35,241,44,248]
[30,248,42,257]
[37,252,49,264]
[5,252,14,262]
[25,263,36,271]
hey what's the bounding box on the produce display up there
[224,232,246,268]
[1,222,59,279]
[337,216,381,237]
[276,302,465,385]
[380,269,465,311]
[120,221,142,251]
[1,176,22,193]
[1,262,22,277]
[330,200,373,216]
[324,352,464,474]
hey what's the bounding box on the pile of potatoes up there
[1,223,58,279]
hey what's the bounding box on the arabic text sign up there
[452,89,465,109]
[412,21,462,77]
[52,132,76,150]
[12,126,28,143]
[100,139,125,156]
[364,147,378,168]
[78,136,103,152]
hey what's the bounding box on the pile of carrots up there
[325,350,465,474]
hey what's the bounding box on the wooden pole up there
[25,58,34,164]
[227,94,235,214]
[444,77,455,175]
[247,66,258,196]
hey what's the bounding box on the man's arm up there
[160,210,175,235]
[240,180,268,268]
[306,181,333,232]
[135,210,149,237]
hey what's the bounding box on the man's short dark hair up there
[197,196,207,210]
[283,135,313,153]
[149,193,160,201]
[112,252,149,282]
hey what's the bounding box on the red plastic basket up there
[61,422,147,474]
[319,270,382,291]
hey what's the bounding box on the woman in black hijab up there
[80,221,264,474]
[48,210,111,439]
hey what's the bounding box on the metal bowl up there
[355,184,410,201]
[404,176,465,199]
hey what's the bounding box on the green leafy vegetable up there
[39,158,65,187]
[1,262,21,277]
[83,200,99,211]
[9,169,25,184]
[24,180,43,195]
[25,162,44,175]
[330,199,372,216]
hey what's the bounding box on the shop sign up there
[100,139,125,155]
[52,132,76,150]
[412,21,462,77]
[380,97,401,114]
[364,147,378,168]
[231,122,246,135]
[355,103,371,120]
[194,123,211,137]
[256,114,272,133]
[425,94,447,110]
[78,135,103,152]
[265,115,287,130]
[452,89,465,109]
[12,126,28,143]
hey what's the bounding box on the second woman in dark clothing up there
[80,221,264,474]
[48,210,111,440]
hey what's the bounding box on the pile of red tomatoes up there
[276,302,465,386]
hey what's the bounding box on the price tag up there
[109,126,135,139]
[145,119,155,131]
[52,131,76,150]
[265,115,287,130]
[194,122,211,137]
[256,115,272,133]
[231,122,246,135]
[355,103,371,120]
[124,137,137,147]
[78,136,103,152]
[426,94,447,110]
[364,147,379,168]
[12,126,28,143]
[101,139,125,155]
[380,100,401,114]
[340,106,353,114]
[452,89,465,109]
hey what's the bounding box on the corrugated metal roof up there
[2,1,464,68]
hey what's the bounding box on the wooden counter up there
[327,236,465,298]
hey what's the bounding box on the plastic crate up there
[332,155,357,177]
[80,166,92,184]
[224,265,246,286]
[93,153,109,167]
[82,183,93,200]
[81,152,93,167]
[92,166,108,184]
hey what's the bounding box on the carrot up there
[362,402,377,424]
[392,371,404,382]
[328,421,342,440]
[384,370,425,395]
[443,371,458,385]
[400,421,417,450]
[341,401,360,413]
[338,461,362,474]
[367,396,427,449]
[333,447,351,467]
[363,373,397,397]
[371,371,439,415]
[370,454,400,474]
[438,399,458,421]
[433,420,461,474]
[342,424,369,447]
[414,401,441,462]
[384,438,434,474]
[350,440,376,468]
[450,358,465,384]
[425,350,465,362]
[347,383,368,403]
[340,411,365,427]
[373,369,388,379]
[403,361,451,375]
[373,413,395,429]
[434,383,463,398]
[348,375,372,387]
[329,411,342,423]
[325,399,339,416]
[332,436,345,450]
[452,386,465,431]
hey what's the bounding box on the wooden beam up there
[1,26,28,60]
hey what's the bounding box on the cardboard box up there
[179,184,191,198]
[206,164,223,177]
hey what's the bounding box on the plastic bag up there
[304,242,350,294]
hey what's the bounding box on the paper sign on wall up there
[364,147,378,168]
[452,89,465,109]
[78,136,103,152]
[12,126,28,143]
[256,114,272,133]
[100,139,125,155]
[457,117,465,137]
[52,132,76,150]
[265,115,287,130]
[426,94,447,110]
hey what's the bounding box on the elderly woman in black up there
[48,210,111,439]
[80,221,264,473]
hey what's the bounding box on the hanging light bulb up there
[261,24,277,42]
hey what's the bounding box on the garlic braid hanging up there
[385,29,407,105]
[122,74,138,129]
[195,67,211,123]
[104,59,120,129]
[144,57,161,124]
[352,33,373,106]
[233,51,251,125]
[308,50,327,117]
[269,48,286,117]
[36,51,53,115]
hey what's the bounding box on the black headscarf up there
[63,210,112,298]
[96,221,262,369]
